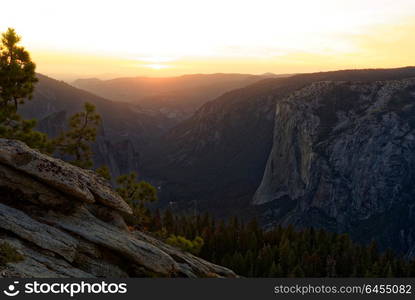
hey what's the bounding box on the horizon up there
[38,66,415,85]
[2,0,415,81]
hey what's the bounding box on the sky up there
[1,0,415,81]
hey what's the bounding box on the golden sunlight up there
[2,0,415,80]
[145,64,170,70]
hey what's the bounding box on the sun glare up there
[145,64,169,70]
[137,56,177,63]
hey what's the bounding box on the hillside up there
[19,74,175,178]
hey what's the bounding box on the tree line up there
[143,210,415,277]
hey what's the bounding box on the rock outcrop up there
[253,79,415,255]
[0,139,236,278]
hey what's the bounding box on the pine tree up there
[0,28,52,153]
[268,262,279,277]
[95,165,111,180]
[149,209,162,232]
[116,172,157,226]
[386,264,394,277]
[162,209,174,232]
[54,102,101,168]
[371,262,381,277]
[289,264,305,277]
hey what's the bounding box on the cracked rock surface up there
[0,139,236,278]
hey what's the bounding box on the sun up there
[145,64,169,70]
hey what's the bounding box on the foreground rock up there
[253,78,415,256]
[0,139,236,278]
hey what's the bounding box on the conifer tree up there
[54,102,101,168]
[289,265,305,277]
[0,28,52,152]
[268,262,279,277]
[162,209,174,232]
[95,165,111,180]
[116,172,157,226]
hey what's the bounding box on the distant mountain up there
[72,73,286,120]
[19,74,175,178]
[142,67,415,222]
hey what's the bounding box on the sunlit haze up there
[2,0,415,81]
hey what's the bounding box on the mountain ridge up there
[73,73,287,120]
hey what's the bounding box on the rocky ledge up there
[0,139,236,278]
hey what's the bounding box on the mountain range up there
[73,73,284,120]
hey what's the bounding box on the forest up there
[138,210,415,277]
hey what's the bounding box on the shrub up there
[0,242,24,265]
[166,235,204,255]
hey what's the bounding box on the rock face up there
[143,83,277,219]
[0,139,236,278]
[253,79,415,255]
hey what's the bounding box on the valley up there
[21,67,415,256]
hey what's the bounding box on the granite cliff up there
[254,78,415,255]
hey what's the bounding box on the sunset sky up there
[1,0,415,81]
